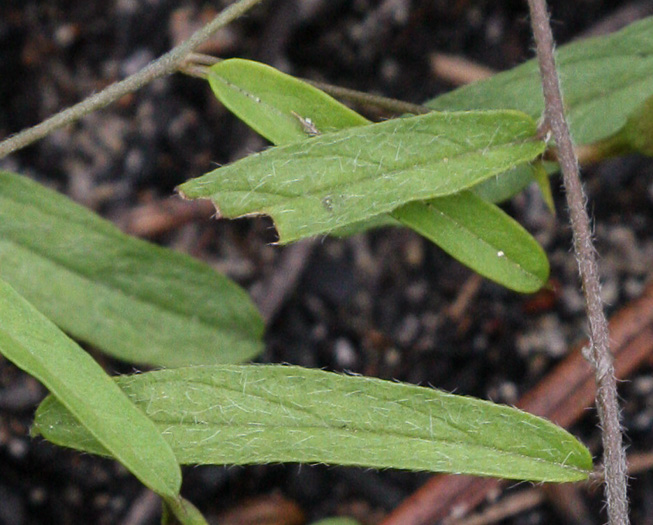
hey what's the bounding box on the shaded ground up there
[1,1,653,524]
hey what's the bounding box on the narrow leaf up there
[0,172,263,367]
[163,496,209,525]
[0,279,181,498]
[427,16,653,146]
[208,58,369,144]
[34,365,593,482]
[392,191,549,293]
[178,110,544,243]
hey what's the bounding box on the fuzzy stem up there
[526,1,629,524]
[0,0,265,159]
[181,53,431,116]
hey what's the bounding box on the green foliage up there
[162,497,209,525]
[393,192,548,292]
[616,95,653,156]
[15,13,653,519]
[427,16,653,146]
[33,365,593,482]
[208,58,369,142]
[179,108,544,243]
[0,278,181,498]
[181,59,549,292]
[0,171,263,367]
[425,16,653,205]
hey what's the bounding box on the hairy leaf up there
[179,110,544,243]
[200,59,549,291]
[0,172,263,367]
[0,279,180,498]
[34,365,592,482]
[208,58,369,143]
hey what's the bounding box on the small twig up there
[120,490,161,525]
[0,0,266,159]
[446,274,483,323]
[429,53,496,86]
[115,198,215,238]
[251,239,318,324]
[526,1,629,524]
[444,489,545,525]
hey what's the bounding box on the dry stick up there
[0,0,266,160]
[526,1,629,524]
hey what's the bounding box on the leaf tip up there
[174,184,190,201]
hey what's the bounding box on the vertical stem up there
[526,1,629,524]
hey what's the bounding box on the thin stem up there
[0,0,265,160]
[182,53,431,116]
[526,1,629,524]
[306,80,431,115]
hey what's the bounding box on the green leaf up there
[471,165,536,203]
[178,110,544,243]
[0,279,181,498]
[617,94,653,156]
[33,365,593,482]
[208,58,369,144]
[162,496,209,525]
[201,59,549,291]
[392,191,549,293]
[427,16,653,146]
[310,519,361,525]
[207,59,541,208]
[0,171,263,368]
[209,58,400,238]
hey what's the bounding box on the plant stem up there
[181,53,431,116]
[306,80,431,115]
[526,1,629,524]
[0,0,266,160]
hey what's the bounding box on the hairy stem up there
[526,1,629,524]
[0,0,265,160]
[181,53,431,116]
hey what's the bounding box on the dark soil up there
[1,1,653,524]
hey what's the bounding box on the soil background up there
[1,1,653,524]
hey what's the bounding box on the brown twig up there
[116,198,215,238]
[526,1,629,523]
[251,239,318,324]
[429,53,496,86]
